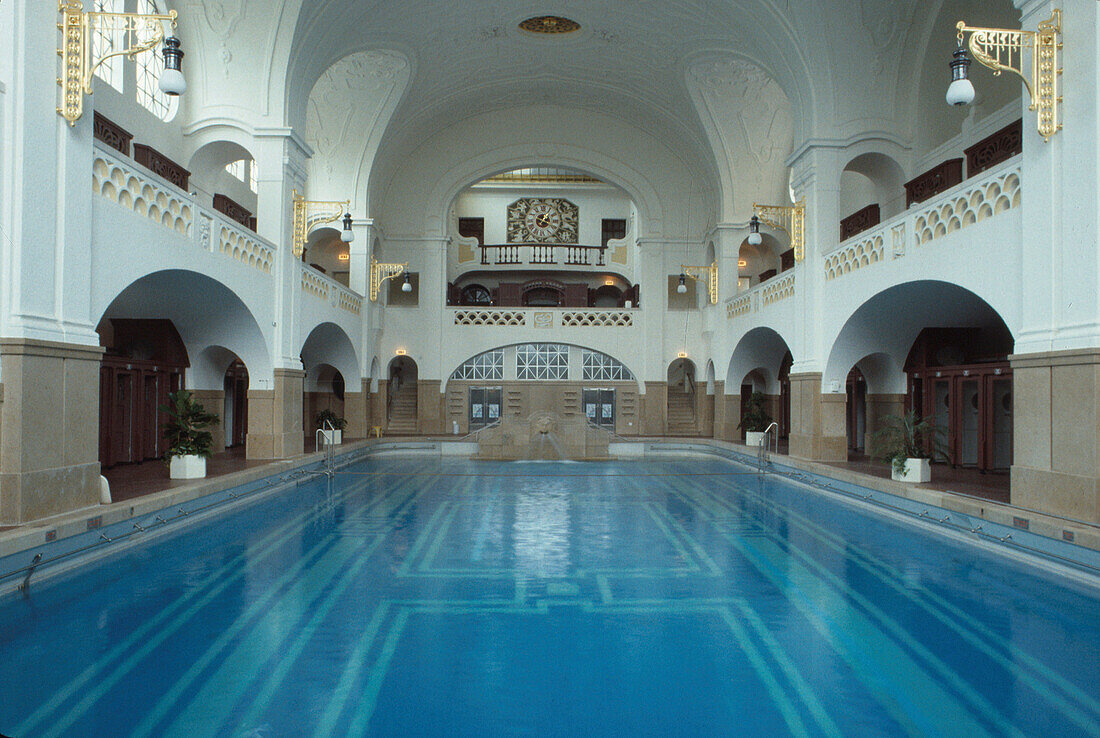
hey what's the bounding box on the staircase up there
[387,383,419,435]
[666,389,697,435]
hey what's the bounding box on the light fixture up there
[752,200,806,262]
[945,44,975,106]
[158,36,186,95]
[676,273,688,294]
[604,278,615,286]
[340,212,355,243]
[951,9,1062,141]
[680,262,719,304]
[401,273,413,293]
[291,190,351,259]
[395,348,407,356]
[747,215,763,246]
[677,351,688,359]
[370,257,408,302]
[57,1,184,124]
[337,252,350,262]
[738,258,748,268]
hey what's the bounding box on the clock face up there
[506,198,579,243]
[524,203,563,240]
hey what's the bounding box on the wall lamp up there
[291,190,352,259]
[58,0,185,124]
[747,215,762,245]
[948,9,1062,142]
[752,200,806,262]
[680,261,719,304]
[370,257,408,302]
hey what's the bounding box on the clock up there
[506,198,580,243]
[524,202,563,240]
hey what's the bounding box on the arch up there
[428,145,664,243]
[98,269,273,385]
[738,233,784,286]
[704,360,716,395]
[299,321,361,387]
[667,358,697,386]
[840,151,908,223]
[822,280,1014,393]
[369,356,381,393]
[441,343,644,395]
[304,226,347,276]
[726,327,794,394]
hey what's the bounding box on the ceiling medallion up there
[519,16,581,35]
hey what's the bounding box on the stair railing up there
[758,421,779,473]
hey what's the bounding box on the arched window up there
[92,0,124,93]
[135,0,177,121]
[225,159,259,193]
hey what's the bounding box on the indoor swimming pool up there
[0,454,1098,736]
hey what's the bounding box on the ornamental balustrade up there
[93,142,278,279]
[824,157,1021,282]
[299,263,363,315]
[725,270,797,319]
[453,308,634,327]
[479,243,607,266]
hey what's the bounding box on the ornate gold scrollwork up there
[957,9,1062,142]
[57,0,178,124]
[753,200,806,262]
[681,261,719,304]
[370,258,408,303]
[291,190,350,259]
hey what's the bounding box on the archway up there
[190,345,251,452]
[725,329,794,444]
[300,321,361,438]
[387,356,419,434]
[839,152,907,230]
[825,280,1014,472]
[667,358,698,436]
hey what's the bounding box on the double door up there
[583,388,616,429]
[909,366,1012,471]
[469,387,502,430]
[99,360,183,467]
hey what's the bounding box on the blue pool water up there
[1,456,1098,737]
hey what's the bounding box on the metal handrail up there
[758,421,779,473]
[454,419,502,443]
[315,421,336,477]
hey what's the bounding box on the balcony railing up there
[725,269,798,319]
[453,307,635,328]
[480,243,607,267]
[824,155,1021,282]
[93,141,277,278]
[300,263,363,315]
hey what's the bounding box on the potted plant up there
[160,390,220,480]
[869,410,942,483]
[316,408,347,445]
[738,391,773,447]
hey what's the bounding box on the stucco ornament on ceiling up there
[194,0,246,77]
[859,0,906,74]
[304,50,409,190]
[688,57,794,218]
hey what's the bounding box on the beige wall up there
[715,389,739,441]
[344,380,369,439]
[642,381,667,436]
[443,381,642,436]
[417,380,443,434]
[0,339,104,524]
[1012,350,1100,523]
[865,393,906,454]
[788,372,847,462]
[246,368,304,459]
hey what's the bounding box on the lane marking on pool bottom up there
[14,472,385,737]
[689,467,1100,735]
[139,476,428,738]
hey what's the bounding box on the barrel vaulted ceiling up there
[178,0,1022,224]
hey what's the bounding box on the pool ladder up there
[757,422,779,474]
[316,421,337,478]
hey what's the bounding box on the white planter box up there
[320,429,342,445]
[170,454,207,480]
[891,457,931,483]
[745,431,768,447]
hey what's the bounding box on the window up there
[92,0,124,93]
[517,344,568,381]
[452,350,504,381]
[582,351,633,381]
[225,160,245,181]
[601,219,627,248]
[248,161,258,193]
[135,0,177,121]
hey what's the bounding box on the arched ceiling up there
[283,0,823,212]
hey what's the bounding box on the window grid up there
[582,351,633,382]
[516,344,568,381]
[248,161,258,192]
[92,0,124,93]
[452,350,504,381]
[135,0,177,121]
[225,160,245,181]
